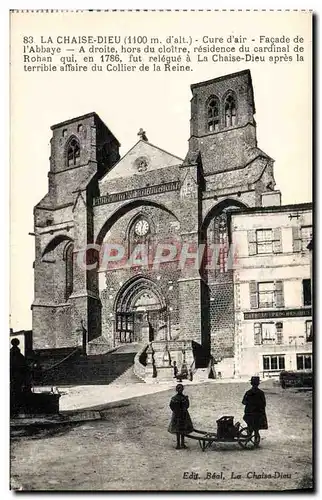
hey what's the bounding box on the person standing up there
[168,384,193,449]
[10,338,31,415]
[242,376,268,445]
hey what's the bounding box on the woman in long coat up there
[168,384,194,449]
[242,376,268,445]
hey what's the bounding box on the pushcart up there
[185,415,260,451]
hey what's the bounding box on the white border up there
[2,2,320,499]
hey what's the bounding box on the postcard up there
[10,9,313,492]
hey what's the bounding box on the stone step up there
[192,368,209,382]
[38,350,136,386]
[109,365,142,385]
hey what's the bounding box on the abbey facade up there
[32,69,311,379]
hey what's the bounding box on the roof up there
[99,164,181,196]
[51,112,98,130]
[231,202,313,216]
[191,69,251,90]
[99,139,183,184]
[205,153,271,191]
[51,112,121,147]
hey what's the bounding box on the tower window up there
[65,243,74,300]
[67,137,80,167]
[207,97,220,132]
[224,94,237,128]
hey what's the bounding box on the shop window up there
[254,322,276,345]
[263,355,285,371]
[296,354,312,370]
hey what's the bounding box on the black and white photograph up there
[9,9,313,492]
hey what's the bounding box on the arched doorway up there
[114,277,167,343]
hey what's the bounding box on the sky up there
[10,10,312,331]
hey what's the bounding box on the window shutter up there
[249,281,258,309]
[276,322,283,344]
[292,226,301,252]
[275,281,284,307]
[272,227,282,253]
[254,323,261,345]
[302,279,312,306]
[247,230,257,256]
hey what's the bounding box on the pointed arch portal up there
[113,276,167,343]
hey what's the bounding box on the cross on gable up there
[137,128,148,141]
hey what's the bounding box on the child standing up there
[242,376,268,446]
[168,384,193,449]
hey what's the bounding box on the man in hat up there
[242,376,268,445]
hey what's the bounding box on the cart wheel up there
[199,439,206,452]
[237,427,260,449]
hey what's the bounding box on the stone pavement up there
[11,410,102,430]
[56,376,257,412]
[10,382,312,491]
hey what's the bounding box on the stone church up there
[32,69,279,379]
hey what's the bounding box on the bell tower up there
[48,112,120,207]
[188,69,258,176]
[32,113,120,351]
[185,70,277,375]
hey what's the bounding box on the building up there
[232,204,312,378]
[31,69,312,380]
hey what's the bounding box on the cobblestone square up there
[10,381,312,491]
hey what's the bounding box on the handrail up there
[37,347,81,373]
[190,358,197,374]
[133,343,148,381]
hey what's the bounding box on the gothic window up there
[224,94,237,128]
[207,97,220,132]
[213,214,229,273]
[65,243,74,300]
[67,137,80,167]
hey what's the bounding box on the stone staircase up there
[109,365,142,385]
[37,344,142,386]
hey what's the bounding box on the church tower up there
[32,113,120,351]
[189,69,258,176]
[185,70,279,373]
